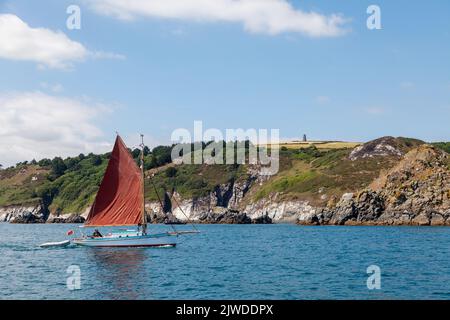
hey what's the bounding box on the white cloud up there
[0,14,87,69]
[86,0,349,37]
[0,14,124,69]
[0,91,113,166]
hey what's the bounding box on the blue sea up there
[0,223,449,300]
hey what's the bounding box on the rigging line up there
[168,178,199,232]
[148,173,177,233]
[140,134,147,231]
[159,176,198,233]
[170,193,199,232]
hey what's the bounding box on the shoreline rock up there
[1,205,47,224]
[47,214,86,223]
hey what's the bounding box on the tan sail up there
[85,135,143,227]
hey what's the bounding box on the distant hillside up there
[0,137,449,225]
[0,144,173,214]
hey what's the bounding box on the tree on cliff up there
[38,158,52,167]
[131,148,141,159]
[50,157,67,178]
[145,155,158,170]
[143,146,150,156]
[64,157,79,170]
[152,146,172,166]
[90,155,103,166]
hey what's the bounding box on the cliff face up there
[244,197,315,223]
[299,145,450,226]
[146,175,267,224]
[146,144,449,226]
[0,204,87,223]
[46,209,88,223]
[0,204,47,223]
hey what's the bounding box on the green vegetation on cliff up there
[0,142,250,213]
[0,144,175,213]
[146,164,248,201]
[252,146,397,204]
[433,142,450,154]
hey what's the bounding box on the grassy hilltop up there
[0,138,449,215]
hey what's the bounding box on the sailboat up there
[73,135,179,248]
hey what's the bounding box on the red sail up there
[85,136,143,227]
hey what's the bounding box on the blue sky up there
[0,0,449,165]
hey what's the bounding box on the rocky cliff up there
[0,204,87,223]
[298,145,450,226]
[146,175,270,224]
[0,204,47,223]
[146,142,449,226]
[1,137,448,225]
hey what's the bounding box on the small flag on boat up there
[67,230,74,236]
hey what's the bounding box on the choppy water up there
[0,223,449,300]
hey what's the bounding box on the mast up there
[140,134,148,234]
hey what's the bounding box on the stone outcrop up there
[300,145,450,226]
[47,214,86,223]
[198,208,252,224]
[1,205,47,223]
[307,191,385,225]
[46,206,89,223]
[348,136,422,161]
[251,213,273,224]
[244,195,317,223]
[0,204,87,224]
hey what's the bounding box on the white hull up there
[40,240,71,248]
[73,232,176,248]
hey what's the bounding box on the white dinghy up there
[39,240,71,248]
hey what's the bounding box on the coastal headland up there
[1,137,449,226]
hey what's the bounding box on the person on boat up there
[92,229,103,238]
[138,221,147,235]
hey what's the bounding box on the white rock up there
[341,193,354,201]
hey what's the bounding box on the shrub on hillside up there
[91,155,103,166]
